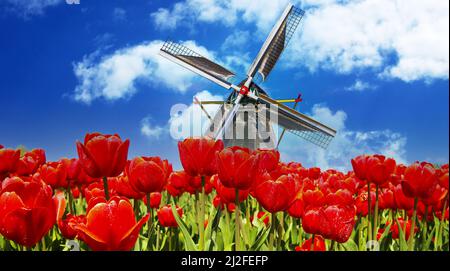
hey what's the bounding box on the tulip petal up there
[118,214,149,250]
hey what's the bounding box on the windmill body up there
[159,3,337,150]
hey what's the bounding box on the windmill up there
[159,3,336,150]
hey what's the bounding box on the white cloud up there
[4,0,62,17]
[168,90,224,139]
[72,40,214,104]
[150,0,291,32]
[152,0,449,83]
[288,0,449,82]
[345,79,376,92]
[141,117,165,139]
[278,104,408,171]
[113,7,126,21]
[221,30,251,51]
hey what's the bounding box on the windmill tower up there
[159,3,336,150]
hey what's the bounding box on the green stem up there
[330,240,335,251]
[310,234,315,251]
[67,179,74,214]
[277,212,284,250]
[156,225,160,251]
[235,188,240,251]
[436,195,448,251]
[169,228,172,251]
[407,197,419,251]
[146,193,154,251]
[298,219,303,245]
[133,199,140,219]
[421,205,429,251]
[373,184,379,241]
[102,176,110,200]
[367,181,372,242]
[269,212,277,251]
[199,175,206,251]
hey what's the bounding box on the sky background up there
[0,0,448,171]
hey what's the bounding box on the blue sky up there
[0,0,448,170]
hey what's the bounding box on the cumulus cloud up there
[72,40,214,104]
[278,104,408,171]
[345,80,376,92]
[113,7,127,21]
[3,0,62,17]
[221,30,251,51]
[141,117,165,139]
[152,0,449,83]
[289,0,449,82]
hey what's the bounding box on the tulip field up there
[0,133,448,251]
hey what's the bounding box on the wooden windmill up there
[159,3,336,149]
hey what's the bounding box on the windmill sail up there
[247,4,305,81]
[258,94,336,149]
[159,40,235,89]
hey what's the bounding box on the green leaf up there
[250,225,271,251]
[206,206,222,251]
[171,204,197,251]
[424,225,436,251]
[341,239,358,251]
[395,217,408,251]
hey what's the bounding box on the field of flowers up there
[0,133,448,251]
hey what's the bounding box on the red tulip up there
[58,214,87,240]
[76,168,99,185]
[110,175,143,199]
[212,195,236,212]
[355,188,376,216]
[402,162,438,199]
[327,176,358,194]
[0,176,57,247]
[83,180,117,204]
[60,158,81,182]
[255,149,280,173]
[287,198,304,219]
[72,186,81,198]
[75,196,149,251]
[142,192,162,209]
[366,155,396,185]
[185,175,214,195]
[178,137,224,177]
[295,235,326,251]
[254,174,296,213]
[393,184,415,210]
[0,148,20,178]
[14,149,46,176]
[38,161,68,188]
[379,187,396,210]
[308,167,321,180]
[303,205,356,243]
[214,176,249,204]
[303,189,325,208]
[386,217,418,240]
[325,189,354,206]
[421,185,448,209]
[76,133,130,178]
[351,155,369,180]
[168,171,190,189]
[127,156,172,194]
[437,165,448,190]
[158,204,183,228]
[216,146,259,190]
